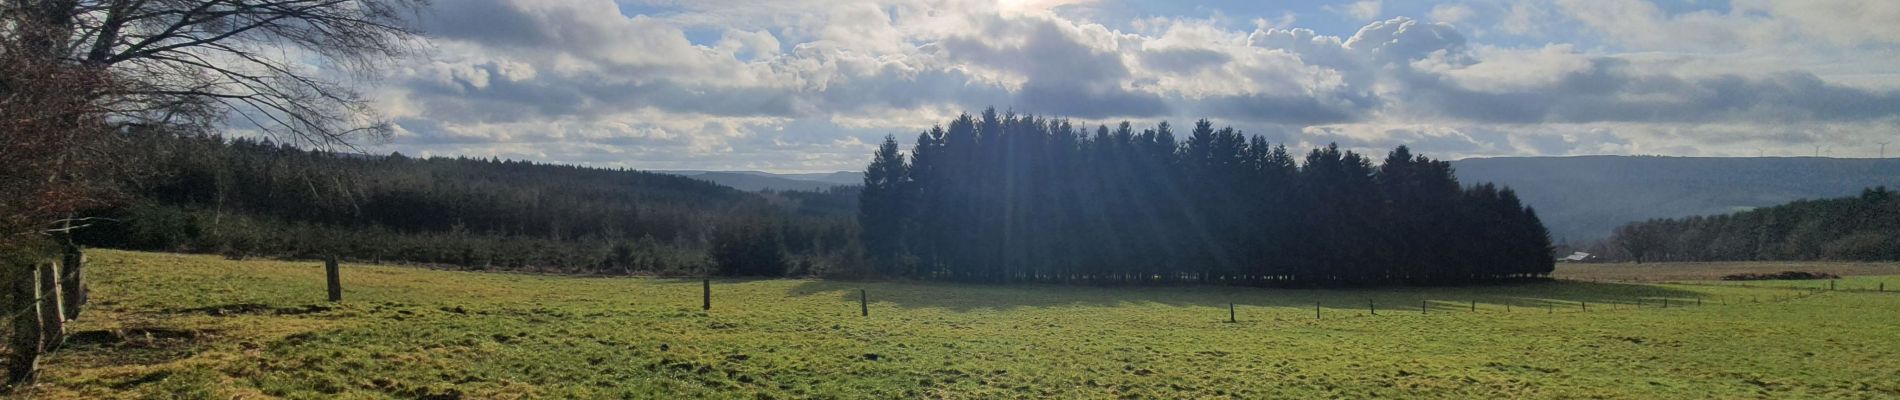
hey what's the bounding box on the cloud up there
[355,0,1900,171]
[1429,4,1475,25]
[1330,0,1384,21]
[1400,54,1900,124]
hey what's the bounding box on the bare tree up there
[2,0,428,387]
[1,0,427,241]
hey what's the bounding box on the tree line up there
[75,134,868,276]
[1604,187,1899,263]
[859,109,1555,285]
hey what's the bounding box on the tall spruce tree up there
[860,135,911,276]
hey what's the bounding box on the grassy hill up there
[24,250,1900,398]
[1452,156,1900,242]
[74,136,862,275]
[654,170,861,192]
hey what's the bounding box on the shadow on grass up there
[783,279,1720,313]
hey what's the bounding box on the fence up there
[694,277,1850,324]
[1,245,90,390]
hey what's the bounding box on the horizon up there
[373,150,1900,176]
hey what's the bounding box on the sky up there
[355,0,1900,172]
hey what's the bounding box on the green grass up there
[23,250,1900,398]
[1690,275,1900,292]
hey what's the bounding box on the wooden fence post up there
[1228,303,1236,323]
[37,261,64,350]
[7,261,44,386]
[1581,301,1587,312]
[860,289,868,317]
[702,278,711,311]
[1368,300,1376,316]
[60,245,86,321]
[1314,301,1320,320]
[324,256,342,302]
[1470,300,1476,312]
[1421,300,1427,315]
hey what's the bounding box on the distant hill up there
[77,136,863,276]
[656,170,861,192]
[1601,188,1900,262]
[1451,156,1900,243]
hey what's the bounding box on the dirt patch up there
[58,328,214,368]
[173,303,333,317]
[67,328,206,348]
[1555,261,1900,282]
[1721,271,1841,281]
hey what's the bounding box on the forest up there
[69,111,1557,286]
[72,133,866,276]
[1604,187,1900,263]
[858,109,1555,285]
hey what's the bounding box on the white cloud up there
[356,0,1900,171]
[1429,4,1474,25]
[1730,0,1900,47]
[1329,0,1384,21]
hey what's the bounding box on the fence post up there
[324,256,342,302]
[1581,301,1587,312]
[702,278,711,311]
[1421,300,1427,315]
[37,261,65,350]
[1661,298,1668,308]
[1696,297,1702,306]
[7,261,44,386]
[1369,300,1376,316]
[1228,303,1236,323]
[1471,300,1476,312]
[1881,282,1886,292]
[1315,301,1320,320]
[60,244,86,321]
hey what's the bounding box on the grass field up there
[18,251,1900,398]
[1553,261,1900,283]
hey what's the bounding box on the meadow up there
[19,251,1900,399]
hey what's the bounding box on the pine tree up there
[859,135,911,276]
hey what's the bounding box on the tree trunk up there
[7,262,43,387]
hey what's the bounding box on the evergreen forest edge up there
[75,109,1561,286]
